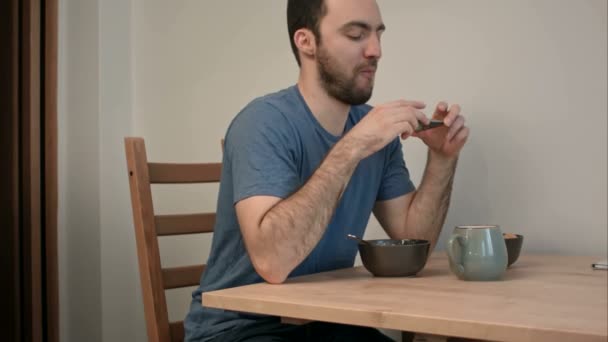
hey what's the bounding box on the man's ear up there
[294,28,316,60]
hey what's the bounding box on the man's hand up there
[414,102,469,158]
[374,101,468,251]
[344,100,429,160]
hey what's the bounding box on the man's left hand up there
[414,101,469,158]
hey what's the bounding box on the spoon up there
[346,234,370,245]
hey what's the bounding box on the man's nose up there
[364,34,382,59]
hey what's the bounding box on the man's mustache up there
[357,59,378,71]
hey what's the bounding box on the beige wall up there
[59,0,145,341]
[58,0,102,341]
[59,1,607,341]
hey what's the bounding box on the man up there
[185,0,469,341]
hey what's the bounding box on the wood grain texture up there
[21,0,43,340]
[0,0,21,340]
[169,321,185,342]
[44,0,59,340]
[203,253,608,342]
[155,213,215,236]
[162,265,206,290]
[148,162,221,184]
[125,138,172,342]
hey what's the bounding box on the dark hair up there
[287,0,327,66]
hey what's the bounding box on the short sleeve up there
[225,101,301,204]
[376,139,416,201]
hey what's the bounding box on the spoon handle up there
[346,234,368,245]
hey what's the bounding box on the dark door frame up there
[0,0,59,341]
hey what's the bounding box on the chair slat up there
[148,162,221,184]
[155,213,215,236]
[169,321,185,342]
[162,264,206,289]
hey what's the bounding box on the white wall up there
[375,0,608,255]
[59,0,607,341]
[59,0,146,341]
[98,0,147,341]
[58,0,102,341]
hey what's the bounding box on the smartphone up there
[415,119,444,133]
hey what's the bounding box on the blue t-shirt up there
[184,85,415,341]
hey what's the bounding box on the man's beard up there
[316,45,377,106]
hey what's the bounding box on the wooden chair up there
[124,137,222,342]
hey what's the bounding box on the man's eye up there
[348,33,364,40]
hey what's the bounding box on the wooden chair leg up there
[401,331,416,342]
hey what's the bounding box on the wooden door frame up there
[0,0,58,341]
[44,0,60,340]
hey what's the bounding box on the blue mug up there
[447,225,508,281]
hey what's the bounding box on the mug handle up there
[447,235,466,277]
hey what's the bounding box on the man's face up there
[315,0,384,105]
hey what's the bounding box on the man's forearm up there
[405,150,458,250]
[255,138,360,282]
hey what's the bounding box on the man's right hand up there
[343,100,429,160]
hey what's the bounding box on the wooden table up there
[203,253,608,342]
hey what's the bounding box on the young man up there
[185,0,469,341]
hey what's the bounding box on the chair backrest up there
[124,137,222,342]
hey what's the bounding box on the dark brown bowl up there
[358,239,430,277]
[503,234,524,267]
